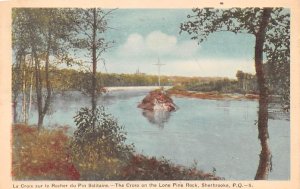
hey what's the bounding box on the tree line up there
[16,66,263,95]
[181,70,257,94]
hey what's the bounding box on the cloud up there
[117,31,200,58]
[162,59,255,78]
[121,33,145,54]
[145,31,177,53]
[108,31,254,78]
[174,40,199,57]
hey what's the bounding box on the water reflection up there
[142,110,171,128]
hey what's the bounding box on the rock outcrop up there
[138,89,176,112]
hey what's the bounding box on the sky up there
[98,9,256,79]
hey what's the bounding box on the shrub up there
[70,106,134,180]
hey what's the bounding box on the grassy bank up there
[12,124,80,180]
[12,124,222,180]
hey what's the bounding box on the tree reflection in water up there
[142,110,171,128]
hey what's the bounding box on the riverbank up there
[12,124,222,180]
[168,89,259,100]
[95,86,259,100]
[53,87,258,101]
[107,86,172,92]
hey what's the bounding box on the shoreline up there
[107,86,172,92]
[105,86,259,101]
[53,87,260,101]
[168,89,259,101]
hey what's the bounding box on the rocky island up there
[138,89,177,112]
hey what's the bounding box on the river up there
[24,88,290,180]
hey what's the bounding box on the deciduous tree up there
[69,8,115,130]
[13,8,74,128]
[180,8,289,179]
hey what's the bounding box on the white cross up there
[153,57,165,87]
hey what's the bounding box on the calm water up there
[25,89,290,180]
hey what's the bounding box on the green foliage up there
[48,69,172,91]
[12,8,76,64]
[98,73,162,87]
[73,72,104,97]
[168,85,186,92]
[69,8,114,50]
[49,68,260,95]
[180,8,263,41]
[264,9,290,109]
[172,71,257,94]
[68,8,115,105]
[70,106,134,180]
[180,8,290,109]
[235,70,257,93]
[12,8,78,126]
[185,79,239,93]
[12,63,23,101]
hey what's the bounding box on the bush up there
[70,106,134,180]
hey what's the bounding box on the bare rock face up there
[138,90,176,112]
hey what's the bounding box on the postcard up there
[0,0,299,189]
